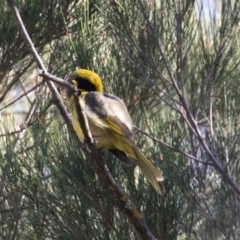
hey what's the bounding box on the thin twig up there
[6,0,82,148]
[136,0,240,196]
[0,59,34,104]
[134,125,213,166]
[0,82,42,112]
[7,1,159,238]
[176,0,184,95]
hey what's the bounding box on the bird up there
[67,69,165,195]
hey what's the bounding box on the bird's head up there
[67,69,103,97]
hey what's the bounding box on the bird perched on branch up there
[67,69,165,195]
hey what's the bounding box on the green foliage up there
[1,0,240,239]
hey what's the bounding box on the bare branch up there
[13,83,46,152]
[0,81,43,112]
[6,0,161,238]
[136,0,240,196]
[134,125,213,166]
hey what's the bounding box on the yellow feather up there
[67,69,166,195]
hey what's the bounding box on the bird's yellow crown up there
[72,69,103,92]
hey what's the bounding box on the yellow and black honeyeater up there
[67,69,165,195]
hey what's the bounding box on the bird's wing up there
[84,92,134,139]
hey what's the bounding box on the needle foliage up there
[0,0,240,239]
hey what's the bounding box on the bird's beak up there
[72,80,78,87]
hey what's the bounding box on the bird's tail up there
[131,145,165,195]
[114,133,166,195]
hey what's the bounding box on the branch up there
[134,125,214,166]
[136,0,240,197]
[6,0,159,238]
[6,0,81,147]
[0,81,42,112]
[0,59,34,104]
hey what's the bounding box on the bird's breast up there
[68,92,134,150]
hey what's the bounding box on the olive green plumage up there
[67,69,165,195]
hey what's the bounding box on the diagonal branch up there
[136,0,240,197]
[6,0,160,238]
[134,125,214,166]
